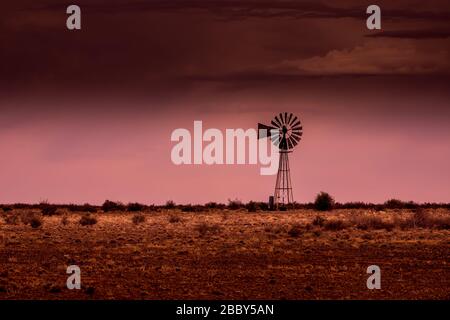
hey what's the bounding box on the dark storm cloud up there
[366,29,450,39]
[26,0,450,21]
[1,0,449,97]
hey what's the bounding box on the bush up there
[131,213,146,224]
[30,217,42,229]
[312,215,326,227]
[314,192,335,211]
[204,202,226,210]
[40,202,58,216]
[287,224,303,237]
[246,201,259,212]
[228,199,243,210]
[383,199,411,209]
[79,214,97,226]
[20,211,37,225]
[67,203,98,213]
[323,219,347,231]
[127,203,146,212]
[258,202,270,211]
[168,214,181,223]
[4,213,19,225]
[165,200,176,209]
[354,216,394,231]
[181,204,203,212]
[102,200,125,212]
[411,209,450,229]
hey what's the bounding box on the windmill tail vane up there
[258,112,303,208]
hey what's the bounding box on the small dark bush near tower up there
[102,200,125,212]
[314,192,335,211]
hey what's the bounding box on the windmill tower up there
[258,113,303,207]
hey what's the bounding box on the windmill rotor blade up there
[291,131,303,137]
[292,120,301,128]
[284,112,288,124]
[288,113,293,124]
[274,116,282,127]
[289,116,297,126]
[292,126,302,132]
[291,135,302,142]
[271,134,281,145]
[279,113,285,125]
[289,136,299,146]
[271,120,281,128]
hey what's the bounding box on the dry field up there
[0,209,449,300]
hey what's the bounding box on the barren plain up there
[0,209,449,299]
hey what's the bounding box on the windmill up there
[258,113,303,207]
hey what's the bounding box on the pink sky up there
[1,82,449,205]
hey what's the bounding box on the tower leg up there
[274,151,293,207]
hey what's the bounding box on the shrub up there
[181,204,203,213]
[195,222,221,237]
[67,203,98,213]
[246,201,259,212]
[204,202,226,210]
[257,202,270,211]
[383,199,406,209]
[20,211,38,225]
[168,214,181,223]
[314,192,335,211]
[165,200,176,209]
[2,206,12,212]
[323,219,347,231]
[287,224,303,237]
[412,208,429,228]
[354,216,393,231]
[4,213,19,225]
[394,209,434,229]
[312,215,326,227]
[227,199,243,210]
[79,214,97,226]
[131,213,146,224]
[102,200,125,212]
[40,202,58,216]
[431,216,450,230]
[127,202,146,212]
[30,217,43,229]
[411,209,450,229]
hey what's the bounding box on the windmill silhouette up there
[258,113,303,207]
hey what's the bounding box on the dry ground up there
[0,209,449,299]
